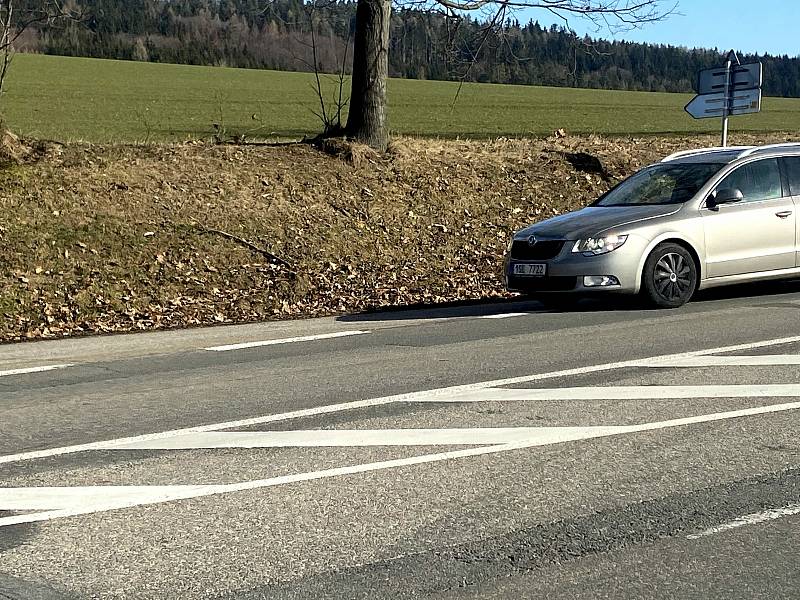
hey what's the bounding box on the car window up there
[593,163,723,207]
[715,159,783,203]
[781,156,800,196]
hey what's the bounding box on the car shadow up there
[336,278,800,323]
[692,277,800,305]
[335,295,641,323]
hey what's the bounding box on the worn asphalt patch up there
[0,573,73,600]
[0,512,33,554]
[220,468,800,599]
[0,514,72,600]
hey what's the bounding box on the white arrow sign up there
[697,62,763,95]
[686,51,764,146]
[685,88,762,119]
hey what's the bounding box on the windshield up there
[594,162,724,207]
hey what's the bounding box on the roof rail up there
[736,143,800,158]
[661,146,753,163]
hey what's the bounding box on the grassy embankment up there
[2,54,800,341]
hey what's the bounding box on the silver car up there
[505,143,800,308]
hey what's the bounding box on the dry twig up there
[200,227,296,274]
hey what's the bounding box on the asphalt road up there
[2,281,800,599]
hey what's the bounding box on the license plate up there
[513,263,547,277]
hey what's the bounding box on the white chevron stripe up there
[422,384,800,403]
[3,399,800,527]
[110,426,630,449]
[638,355,800,368]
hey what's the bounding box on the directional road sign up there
[685,51,763,146]
[697,62,763,95]
[685,87,762,119]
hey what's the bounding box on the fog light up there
[583,275,620,287]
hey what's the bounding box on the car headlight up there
[572,234,628,256]
[506,237,515,252]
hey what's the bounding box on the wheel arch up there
[634,234,703,294]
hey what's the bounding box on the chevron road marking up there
[418,384,800,403]
[637,355,800,368]
[4,335,800,466]
[109,426,631,449]
[3,400,800,527]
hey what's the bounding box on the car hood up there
[519,205,681,240]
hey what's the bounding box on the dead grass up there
[1,132,798,342]
[0,128,32,165]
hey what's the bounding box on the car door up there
[701,157,796,278]
[779,156,800,267]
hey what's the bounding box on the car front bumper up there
[504,236,647,295]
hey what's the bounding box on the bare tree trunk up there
[345,0,391,152]
[0,0,14,99]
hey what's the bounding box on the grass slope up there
[6,53,800,142]
[2,132,799,342]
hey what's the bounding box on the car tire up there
[641,243,697,308]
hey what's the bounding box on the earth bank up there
[1,133,794,342]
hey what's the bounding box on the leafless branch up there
[334,27,352,126]
[451,4,507,106]
[200,227,295,273]
[430,0,675,30]
[0,0,13,97]
[298,0,351,135]
[308,4,329,128]
[415,0,675,108]
[0,0,85,101]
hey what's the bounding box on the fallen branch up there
[200,227,296,274]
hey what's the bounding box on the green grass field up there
[6,53,800,143]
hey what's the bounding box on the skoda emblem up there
[527,235,538,247]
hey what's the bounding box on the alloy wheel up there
[642,243,697,308]
[654,252,693,302]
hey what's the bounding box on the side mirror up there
[710,188,744,206]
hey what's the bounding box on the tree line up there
[15,0,800,98]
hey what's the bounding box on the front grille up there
[510,239,566,261]
[508,276,578,292]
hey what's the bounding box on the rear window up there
[781,156,800,197]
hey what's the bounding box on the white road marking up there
[4,400,800,527]
[110,426,631,449]
[478,312,530,320]
[0,364,72,377]
[0,447,513,526]
[0,485,213,512]
[203,330,371,352]
[687,503,800,539]
[422,384,800,403]
[639,355,800,368]
[3,334,800,466]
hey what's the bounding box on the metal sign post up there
[721,53,733,147]
[685,50,763,147]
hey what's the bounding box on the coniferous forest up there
[16,0,800,97]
